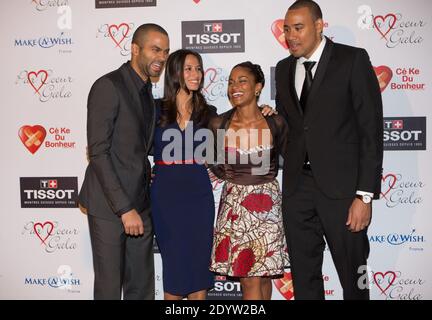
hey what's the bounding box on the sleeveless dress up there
[151,105,217,295]
[209,110,290,277]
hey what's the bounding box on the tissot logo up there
[95,0,156,8]
[207,276,242,300]
[182,20,245,53]
[20,177,78,208]
[383,117,426,150]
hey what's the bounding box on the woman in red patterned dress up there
[209,62,289,300]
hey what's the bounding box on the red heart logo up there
[373,14,397,40]
[108,23,130,48]
[33,221,54,245]
[193,0,200,3]
[373,66,393,92]
[273,272,294,300]
[381,173,397,200]
[271,19,288,49]
[373,271,396,295]
[27,70,48,95]
[18,125,46,154]
[203,67,218,95]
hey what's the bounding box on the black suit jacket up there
[79,63,155,221]
[275,38,383,200]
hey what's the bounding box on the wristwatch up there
[356,194,372,204]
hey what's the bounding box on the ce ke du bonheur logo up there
[19,125,76,154]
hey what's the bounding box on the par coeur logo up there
[371,270,425,300]
[22,220,79,254]
[374,271,397,295]
[109,23,131,48]
[358,7,426,48]
[202,66,229,103]
[33,221,54,245]
[373,12,425,48]
[97,23,134,56]
[31,0,69,11]
[380,172,424,208]
[27,70,48,95]
[15,69,73,102]
[373,14,397,40]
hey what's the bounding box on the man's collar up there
[298,36,326,64]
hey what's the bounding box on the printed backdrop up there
[0,0,430,300]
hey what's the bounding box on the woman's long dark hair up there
[160,49,211,127]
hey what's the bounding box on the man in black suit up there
[275,0,383,299]
[79,24,170,299]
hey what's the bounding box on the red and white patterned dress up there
[209,144,289,277]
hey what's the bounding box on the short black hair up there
[132,23,168,45]
[232,61,265,100]
[288,0,323,21]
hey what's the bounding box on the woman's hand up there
[260,104,278,116]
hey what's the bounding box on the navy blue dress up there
[151,105,216,296]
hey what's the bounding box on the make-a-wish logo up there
[22,221,79,254]
[15,69,73,102]
[25,265,81,293]
[380,173,424,208]
[14,32,73,50]
[31,0,70,11]
[202,67,229,103]
[369,229,425,250]
[368,270,425,300]
[97,23,134,56]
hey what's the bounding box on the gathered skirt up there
[209,179,289,277]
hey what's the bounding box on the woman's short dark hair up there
[231,61,265,100]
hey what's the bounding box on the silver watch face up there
[363,195,372,203]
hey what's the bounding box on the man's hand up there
[346,198,371,232]
[121,209,144,236]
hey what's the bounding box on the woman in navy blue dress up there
[151,49,217,300]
